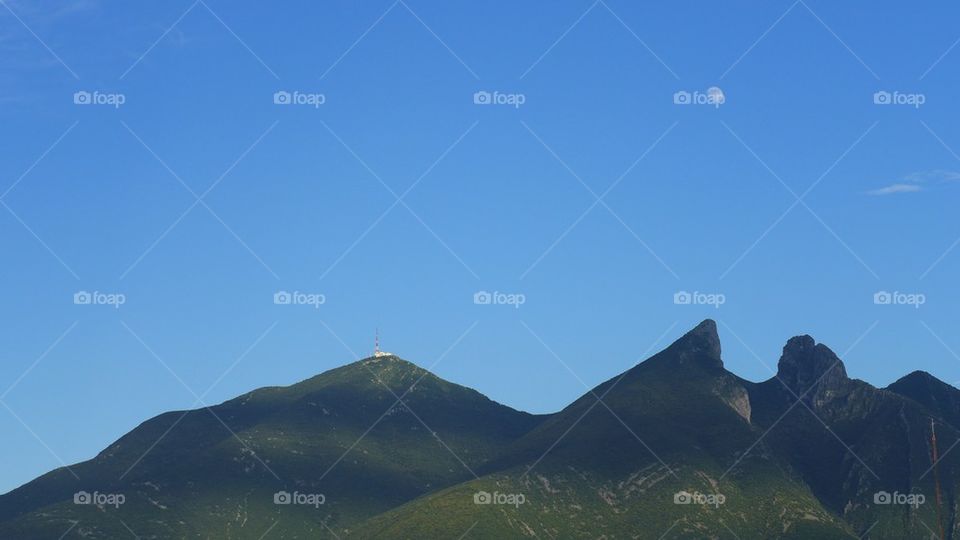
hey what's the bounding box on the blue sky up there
[2,0,960,493]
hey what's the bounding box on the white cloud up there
[868,169,960,195]
[867,183,923,196]
[905,169,960,183]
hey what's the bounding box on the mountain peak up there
[887,369,954,397]
[358,351,426,368]
[690,318,719,338]
[363,352,401,362]
[896,370,936,383]
[295,353,434,393]
[663,319,722,369]
[887,370,960,430]
[776,335,848,398]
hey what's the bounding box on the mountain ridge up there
[3,319,959,539]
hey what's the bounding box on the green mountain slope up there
[0,355,542,539]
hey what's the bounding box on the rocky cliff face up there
[775,335,850,407]
[662,318,724,370]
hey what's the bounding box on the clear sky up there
[2,0,960,494]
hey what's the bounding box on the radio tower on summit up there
[373,328,391,358]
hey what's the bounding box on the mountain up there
[743,335,958,539]
[888,370,960,431]
[2,321,959,539]
[0,355,541,539]
[355,321,852,539]
[353,323,960,539]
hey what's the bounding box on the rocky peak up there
[776,335,848,398]
[664,319,723,370]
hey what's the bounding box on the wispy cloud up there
[905,169,960,183]
[51,0,99,18]
[867,169,960,195]
[0,0,97,72]
[6,0,99,18]
[867,183,922,196]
